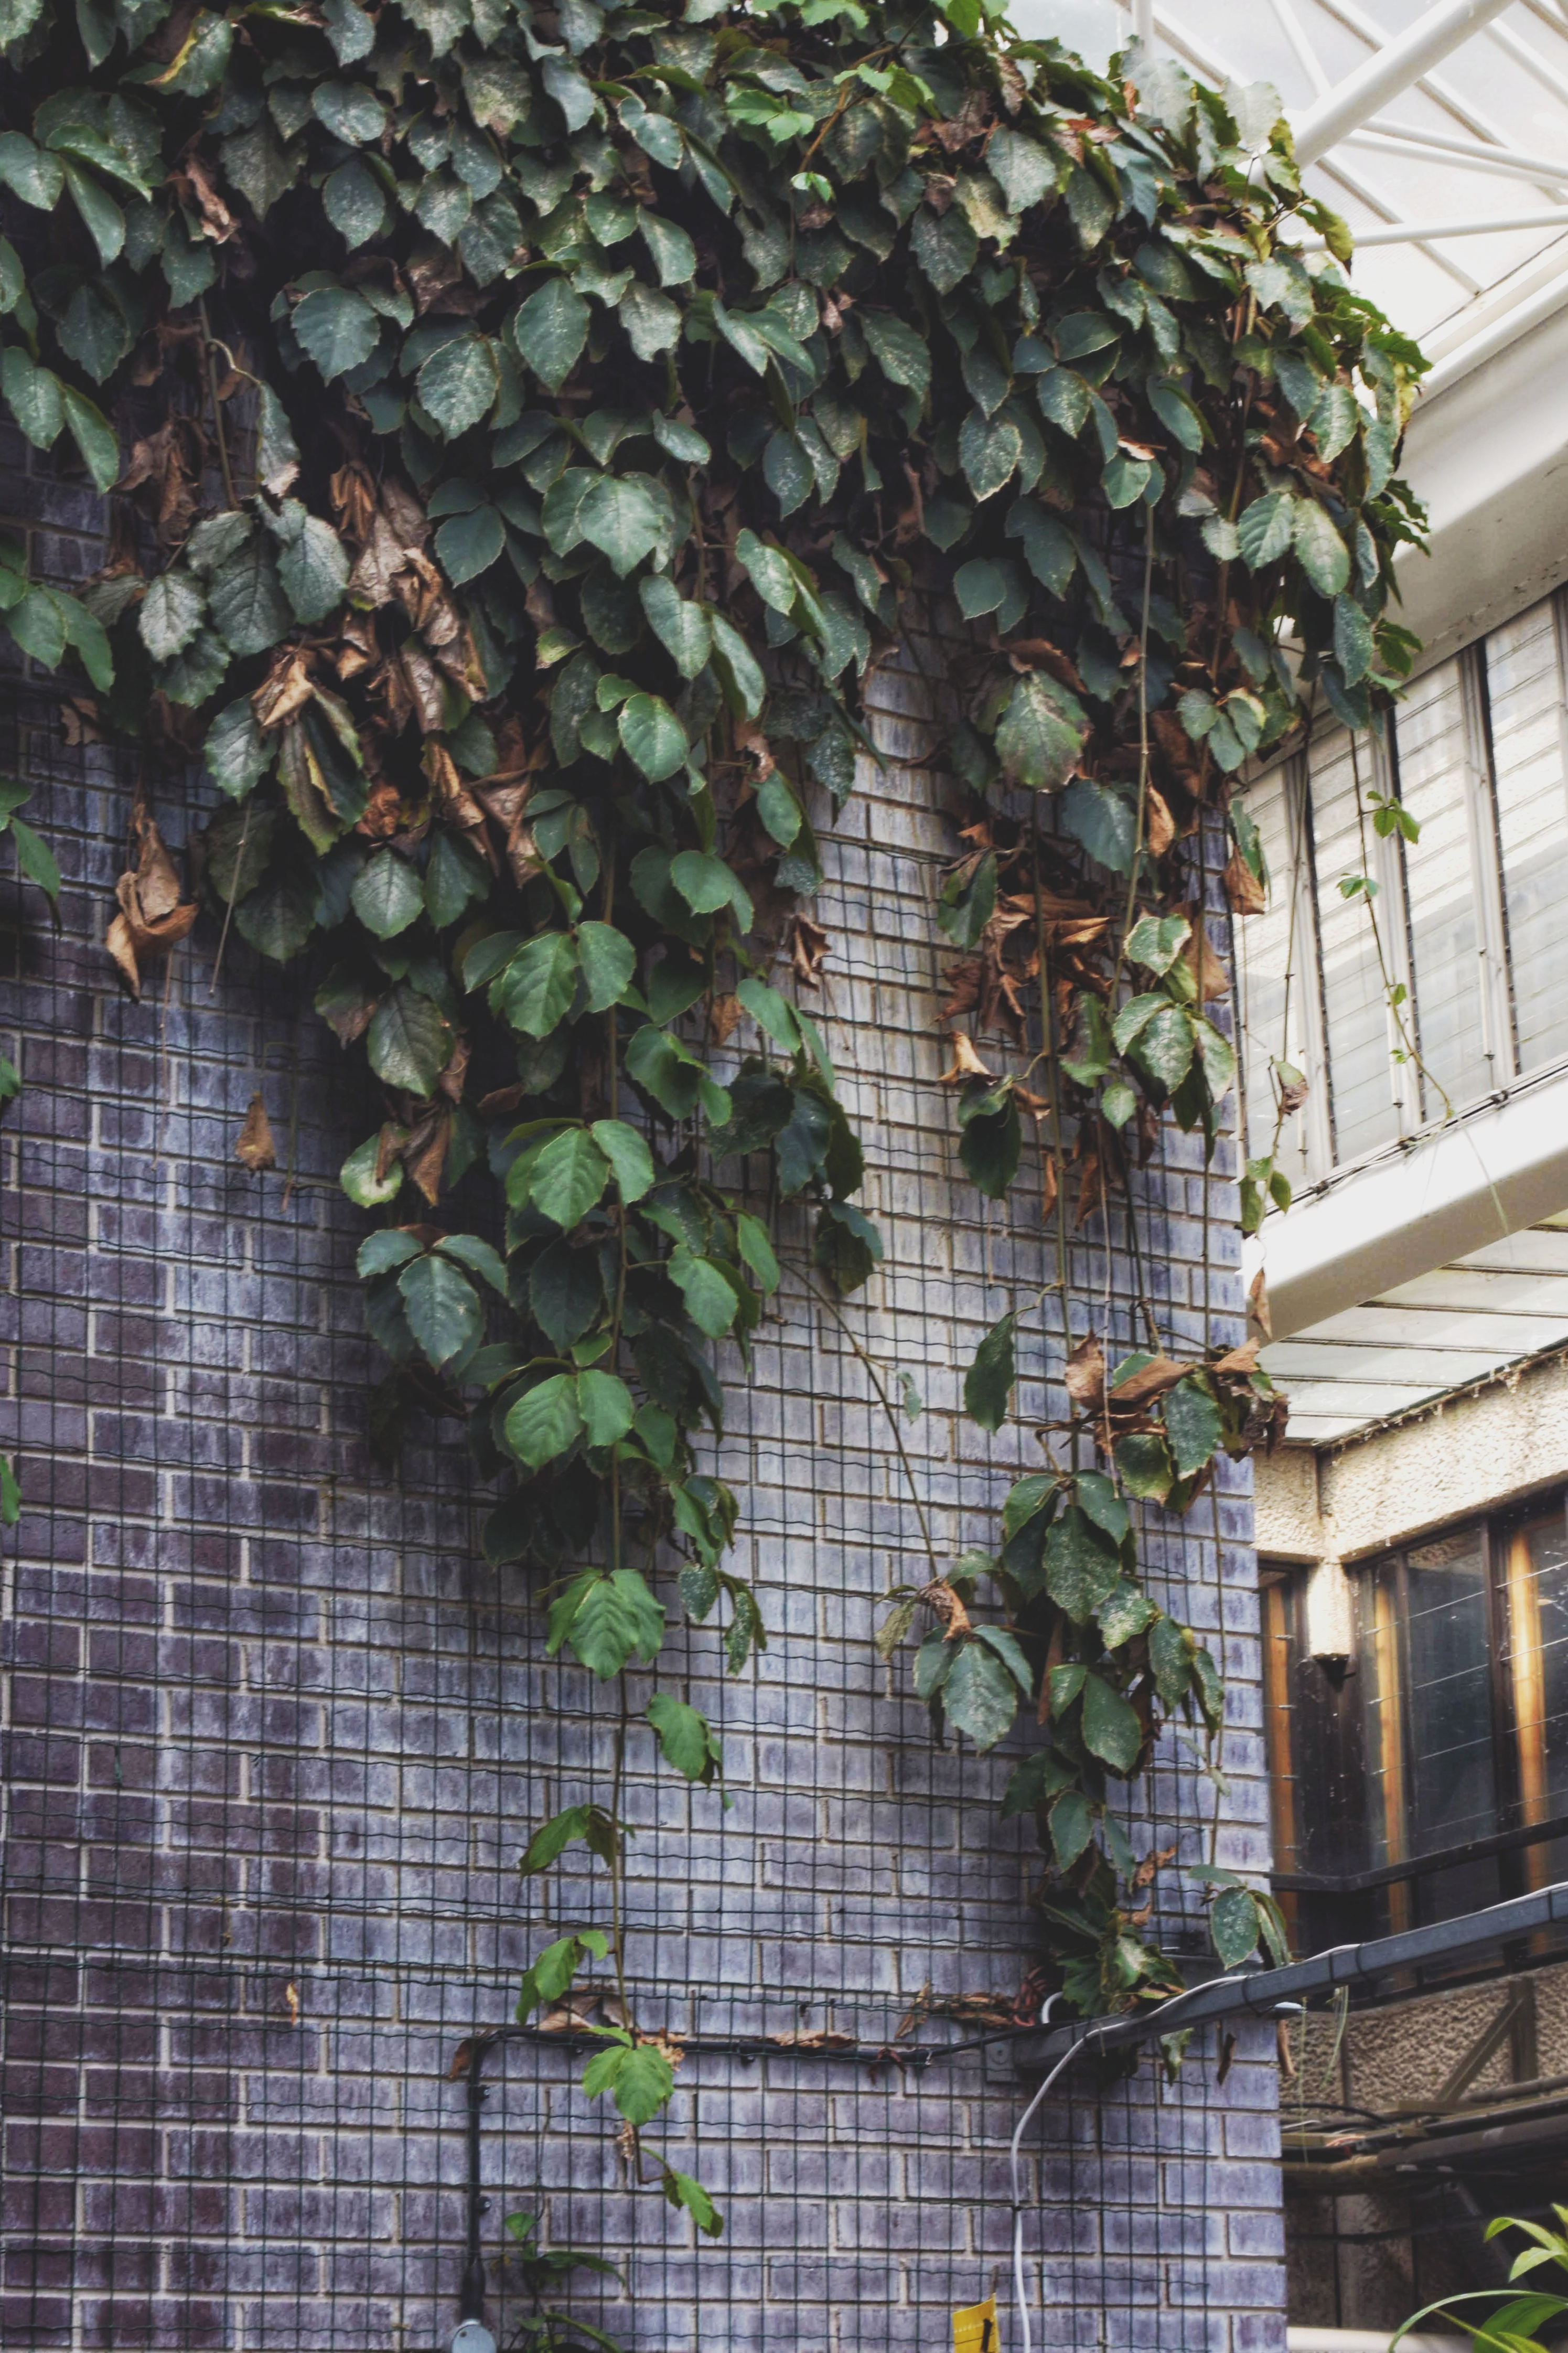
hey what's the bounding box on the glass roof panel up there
[1007,0,1568,356]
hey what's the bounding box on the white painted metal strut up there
[1350,123,1568,187]
[1302,207,1568,244]
[1292,0,1523,166]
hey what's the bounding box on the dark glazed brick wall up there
[0,437,1282,2350]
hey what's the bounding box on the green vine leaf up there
[366,987,453,1094]
[1210,1884,1262,1969]
[531,1128,611,1228]
[1080,1673,1142,1773]
[553,1567,667,1680]
[647,1692,723,1784]
[507,1374,584,1470]
[943,1639,1021,1751]
[583,2036,676,2127]
[519,1802,621,1877]
[1162,1375,1224,1478]
[398,1252,483,1371]
[964,1311,1016,1434]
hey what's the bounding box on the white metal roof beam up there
[1270,0,1334,97]
[1304,208,1568,244]
[1297,0,1523,156]
[1293,0,1522,163]
[1486,16,1568,106]
[1351,123,1568,187]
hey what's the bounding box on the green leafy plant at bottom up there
[1393,2211,1568,2353]
[499,2210,624,2353]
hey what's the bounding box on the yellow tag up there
[953,2296,998,2353]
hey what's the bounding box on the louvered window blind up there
[1238,585,1568,1182]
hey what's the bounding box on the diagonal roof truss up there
[1011,0,1568,380]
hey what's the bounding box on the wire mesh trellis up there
[0,468,1282,2352]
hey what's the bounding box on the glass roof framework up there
[1009,0,1568,369]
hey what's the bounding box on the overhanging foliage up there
[0,0,1425,2245]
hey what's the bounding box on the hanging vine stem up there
[1349,758,1453,1124]
[786,1257,944,1592]
[197,297,237,517]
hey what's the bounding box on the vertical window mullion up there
[1459,643,1517,1092]
[1485,1513,1527,1895]
[1294,749,1338,1182]
[1371,712,1423,1136]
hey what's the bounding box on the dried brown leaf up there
[1036,1142,1058,1218]
[355,776,405,841]
[136,822,183,924]
[401,1108,450,1204]
[1109,1355,1187,1406]
[1146,784,1176,858]
[1064,1331,1105,1410]
[1248,1266,1273,1343]
[785,911,830,986]
[330,462,378,543]
[1223,844,1267,915]
[235,1093,277,1172]
[1184,915,1229,1001]
[710,992,742,1046]
[735,717,775,781]
[252,651,315,732]
[939,1032,993,1082]
[106,910,142,996]
[176,154,238,243]
[917,1578,973,1640]
[348,513,411,609]
[1132,1841,1177,1892]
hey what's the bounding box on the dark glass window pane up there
[1404,1533,1496,1854]
[1508,1511,1568,1889]
[1360,1566,1404,1877]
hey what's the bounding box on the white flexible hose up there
[1009,1995,1072,2353]
[1007,1971,1251,2353]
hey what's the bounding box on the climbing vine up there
[0,0,1425,2256]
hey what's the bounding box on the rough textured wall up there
[0,433,1279,2351]
[1286,1971,1568,2334]
[1254,1346,1568,1571]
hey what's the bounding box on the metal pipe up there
[1022,1879,1568,2067]
[460,2040,490,2325]
[1272,1803,1568,1896]
[1292,0,1521,166]
[1314,0,1516,154]
[1288,2333,1469,2352]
